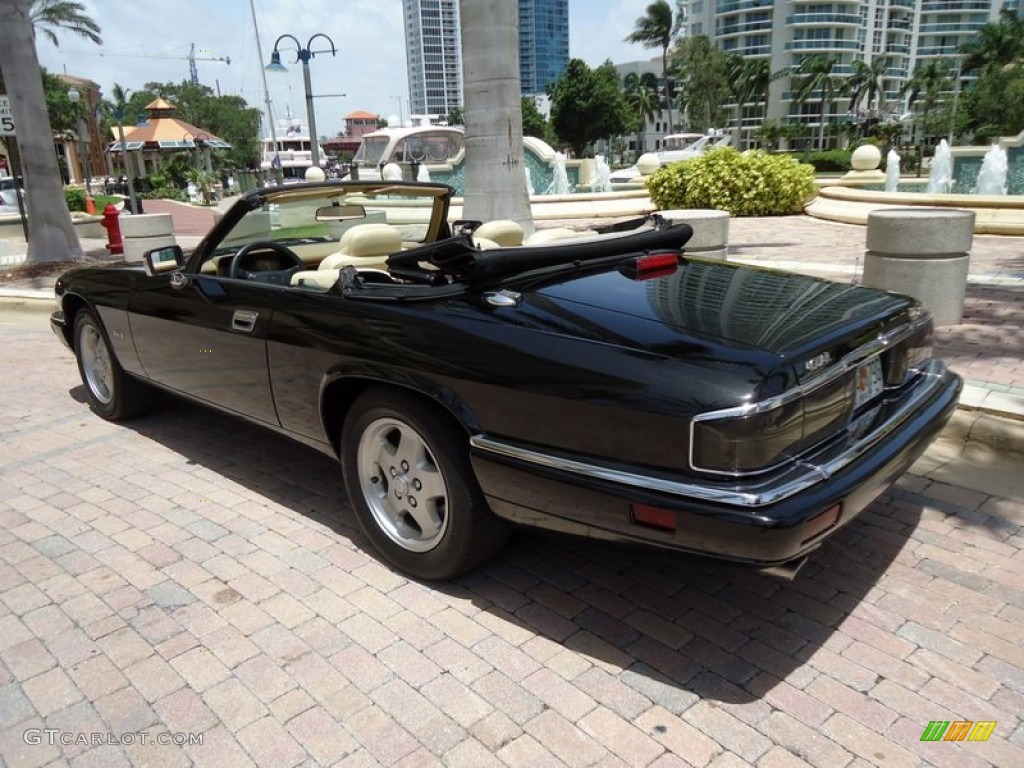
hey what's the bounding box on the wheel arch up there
[59,293,91,348]
[320,375,482,456]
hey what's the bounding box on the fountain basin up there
[804,185,1024,235]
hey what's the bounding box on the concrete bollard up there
[862,208,974,327]
[656,209,730,260]
[118,213,176,263]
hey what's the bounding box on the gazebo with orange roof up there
[109,97,231,178]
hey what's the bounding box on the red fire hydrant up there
[101,204,123,255]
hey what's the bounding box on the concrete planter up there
[862,208,975,326]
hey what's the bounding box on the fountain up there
[545,151,571,195]
[926,139,953,194]
[885,149,900,193]
[973,145,1008,195]
[416,163,431,183]
[525,166,535,196]
[593,155,612,193]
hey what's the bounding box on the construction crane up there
[67,43,230,85]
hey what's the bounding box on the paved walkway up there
[0,204,1023,766]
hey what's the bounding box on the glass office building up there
[519,0,570,97]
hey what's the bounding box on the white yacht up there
[610,130,732,184]
[260,116,326,180]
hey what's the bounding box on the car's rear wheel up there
[340,387,508,580]
[74,310,154,421]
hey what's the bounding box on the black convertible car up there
[52,181,961,580]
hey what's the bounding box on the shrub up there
[138,187,187,202]
[801,150,852,172]
[64,185,86,212]
[645,147,817,216]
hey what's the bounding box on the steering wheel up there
[228,241,304,284]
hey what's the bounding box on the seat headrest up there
[474,219,524,247]
[343,224,403,259]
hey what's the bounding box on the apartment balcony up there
[918,22,987,34]
[715,0,774,14]
[786,13,860,26]
[916,46,962,57]
[717,20,773,36]
[785,39,861,52]
[921,1,989,10]
[889,0,915,8]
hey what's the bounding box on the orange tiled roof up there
[345,110,378,120]
[116,117,225,145]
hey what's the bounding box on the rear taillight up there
[619,252,680,280]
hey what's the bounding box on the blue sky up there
[36,0,661,137]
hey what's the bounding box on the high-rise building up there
[402,0,569,121]
[403,0,463,119]
[680,0,1014,148]
[519,0,570,97]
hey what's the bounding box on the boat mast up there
[249,0,282,184]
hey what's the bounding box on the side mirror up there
[143,244,185,276]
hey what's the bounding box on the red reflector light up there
[801,503,840,544]
[619,252,680,280]
[631,503,677,532]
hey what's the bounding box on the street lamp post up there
[114,93,139,214]
[265,33,337,169]
[67,87,92,199]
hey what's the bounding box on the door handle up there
[231,309,259,333]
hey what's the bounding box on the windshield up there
[354,137,390,164]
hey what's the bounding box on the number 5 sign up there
[0,96,15,136]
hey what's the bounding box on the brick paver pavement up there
[1,308,1023,766]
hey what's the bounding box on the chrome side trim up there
[470,359,951,509]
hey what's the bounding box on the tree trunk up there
[0,1,83,262]
[662,49,674,135]
[460,0,532,234]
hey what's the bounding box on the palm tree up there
[623,73,660,156]
[0,0,102,263]
[792,54,841,150]
[959,8,1024,75]
[459,0,532,234]
[726,55,787,140]
[844,57,889,114]
[902,59,953,143]
[30,0,101,46]
[625,0,676,134]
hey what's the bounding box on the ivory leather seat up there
[292,223,403,288]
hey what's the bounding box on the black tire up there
[340,387,508,580]
[73,310,155,421]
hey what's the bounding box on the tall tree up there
[625,0,676,134]
[623,72,660,155]
[959,8,1024,76]
[844,57,889,114]
[459,0,532,233]
[792,54,841,150]
[673,35,729,132]
[725,55,786,135]
[0,0,102,263]
[549,59,632,157]
[902,59,954,143]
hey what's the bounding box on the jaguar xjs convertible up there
[51,181,961,580]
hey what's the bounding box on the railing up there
[785,39,861,51]
[715,0,774,14]
[918,22,986,34]
[922,1,989,10]
[786,13,861,25]
[717,20,773,35]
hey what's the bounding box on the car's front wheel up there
[340,387,508,580]
[74,310,154,421]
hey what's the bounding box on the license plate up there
[853,356,884,410]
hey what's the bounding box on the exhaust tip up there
[760,556,809,581]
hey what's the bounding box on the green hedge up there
[800,150,852,172]
[646,148,817,216]
[64,186,86,212]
